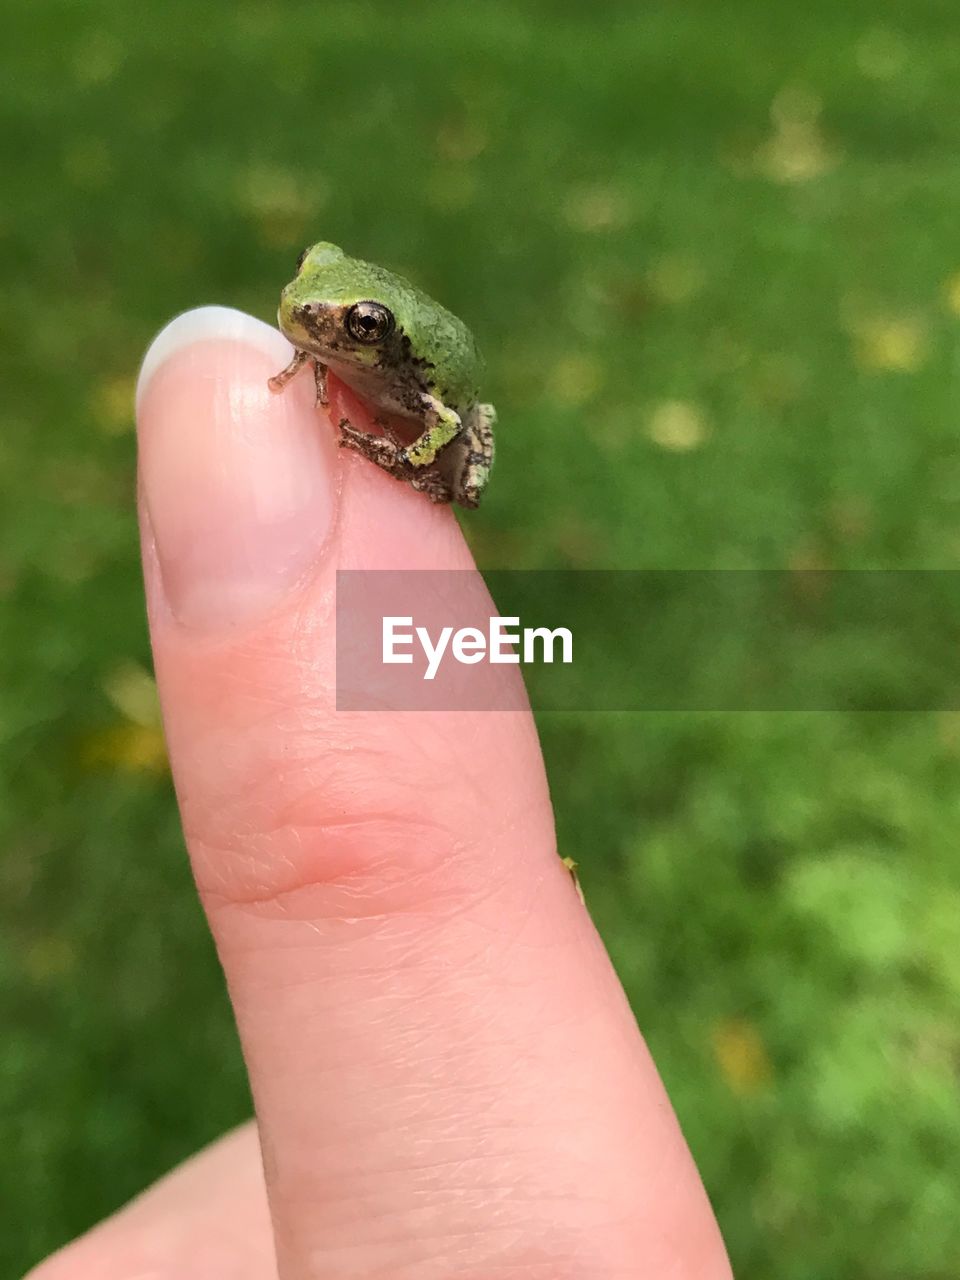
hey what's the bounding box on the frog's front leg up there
[267,349,310,394]
[313,360,329,407]
[399,394,462,468]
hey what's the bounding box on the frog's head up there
[277,242,403,372]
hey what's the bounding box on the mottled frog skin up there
[269,242,495,508]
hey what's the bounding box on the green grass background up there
[3,1,960,1275]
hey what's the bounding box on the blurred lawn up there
[3,1,960,1276]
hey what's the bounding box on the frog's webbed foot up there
[410,470,454,504]
[267,349,310,394]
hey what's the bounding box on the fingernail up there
[137,307,338,630]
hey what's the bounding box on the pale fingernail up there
[136,307,338,630]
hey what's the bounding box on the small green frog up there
[269,242,495,508]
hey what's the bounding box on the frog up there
[268,242,495,509]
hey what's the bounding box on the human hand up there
[29,307,732,1280]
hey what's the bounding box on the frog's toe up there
[411,470,455,503]
[338,420,377,450]
[456,485,483,510]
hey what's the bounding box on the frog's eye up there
[345,301,395,344]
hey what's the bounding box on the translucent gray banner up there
[335,570,960,711]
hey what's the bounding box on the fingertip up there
[136,307,340,631]
[136,306,290,415]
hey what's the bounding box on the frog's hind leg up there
[339,420,454,502]
[456,403,496,509]
[400,394,462,468]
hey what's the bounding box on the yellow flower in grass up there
[550,353,605,409]
[647,254,706,307]
[79,724,168,774]
[712,1018,774,1096]
[563,184,633,232]
[754,86,839,184]
[78,662,168,776]
[92,374,137,435]
[852,314,929,373]
[647,400,710,452]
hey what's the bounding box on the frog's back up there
[342,252,484,411]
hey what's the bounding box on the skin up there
[269,242,496,508]
[26,309,733,1280]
